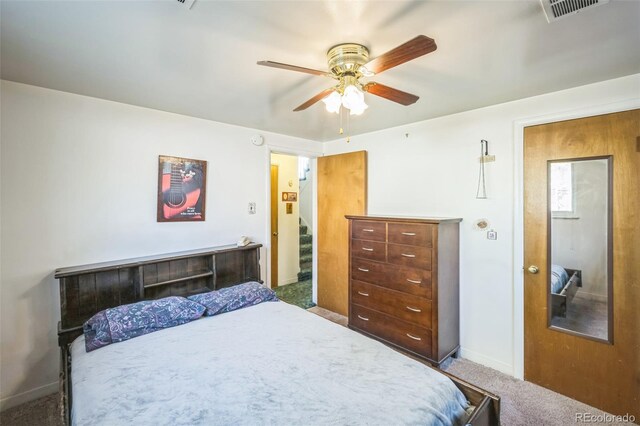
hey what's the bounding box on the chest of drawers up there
[346,215,461,365]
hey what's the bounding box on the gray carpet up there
[1,308,624,426]
[0,393,61,426]
[440,357,618,426]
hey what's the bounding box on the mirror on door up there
[547,156,612,342]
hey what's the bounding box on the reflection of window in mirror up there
[550,162,576,218]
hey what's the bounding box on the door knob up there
[527,265,539,274]
[272,232,278,237]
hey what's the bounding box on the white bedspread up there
[71,301,469,426]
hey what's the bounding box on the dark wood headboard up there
[55,243,262,347]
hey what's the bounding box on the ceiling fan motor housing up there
[327,43,369,78]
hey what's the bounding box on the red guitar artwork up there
[161,162,202,220]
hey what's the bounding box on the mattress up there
[70,301,470,426]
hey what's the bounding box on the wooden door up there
[524,109,639,417]
[270,165,279,288]
[317,151,367,316]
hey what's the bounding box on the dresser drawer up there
[352,220,386,242]
[351,239,386,262]
[387,243,432,270]
[351,258,432,299]
[385,264,432,299]
[351,258,385,282]
[388,223,433,247]
[350,304,432,358]
[351,280,432,328]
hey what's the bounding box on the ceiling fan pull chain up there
[346,109,351,143]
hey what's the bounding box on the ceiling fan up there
[257,35,437,115]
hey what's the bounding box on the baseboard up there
[459,347,513,376]
[278,276,299,286]
[0,381,58,412]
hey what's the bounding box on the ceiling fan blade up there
[257,60,330,77]
[293,88,336,112]
[363,82,419,106]
[362,35,437,75]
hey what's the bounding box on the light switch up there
[248,202,256,214]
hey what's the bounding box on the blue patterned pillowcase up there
[83,296,206,352]
[188,281,278,317]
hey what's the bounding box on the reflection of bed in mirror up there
[550,264,582,318]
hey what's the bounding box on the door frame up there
[512,98,640,380]
[270,164,279,287]
[264,144,320,293]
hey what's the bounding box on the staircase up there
[298,219,312,281]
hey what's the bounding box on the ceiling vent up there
[540,0,609,22]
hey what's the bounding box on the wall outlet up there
[248,202,256,214]
[487,230,497,240]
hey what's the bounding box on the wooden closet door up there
[523,109,639,417]
[317,151,367,316]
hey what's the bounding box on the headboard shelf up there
[56,243,262,347]
[145,270,214,289]
[54,243,260,278]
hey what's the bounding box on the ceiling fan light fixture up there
[322,90,342,114]
[341,84,367,111]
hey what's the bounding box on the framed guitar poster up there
[157,155,207,222]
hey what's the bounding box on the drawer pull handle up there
[401,253,416,258]
[357,267,369,272]
[406,279,422,284]
[362,229,374,232]
[357,291,369,297]
[406,306,422,313]
[362,247,374,251]
[406,333,422,341]
[401,232,416,236]
[357,315,370,321]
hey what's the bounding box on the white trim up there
[459,347,513,375]
[311,158,319,304]
[512,98,640,381]
[265,144,321,290]
[0,381,58,412]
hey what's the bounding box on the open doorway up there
[270,153,315,309]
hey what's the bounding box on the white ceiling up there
[2,1,639,141]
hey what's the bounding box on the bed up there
[55,245,500,426]
[550,264,582,318]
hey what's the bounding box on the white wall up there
[0,81,321,410]
[323,73,640,375]
[271,153,300,285]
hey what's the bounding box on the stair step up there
[298,267,312,281]
[300,234,312,244]
[300,243,312,255]
[300,253,312,264]
[299,225,308,235]
[300,262,312,271]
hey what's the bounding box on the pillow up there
[188,281,278,317]
[83,296,206,352]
